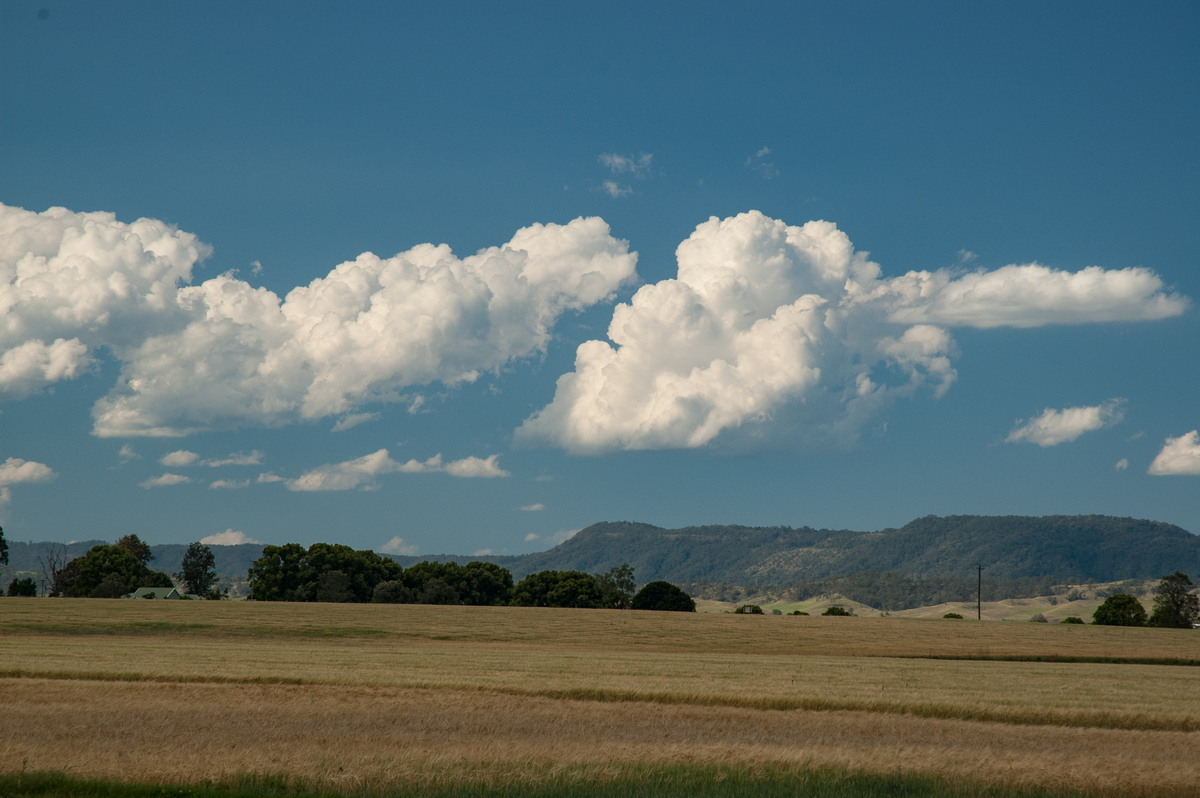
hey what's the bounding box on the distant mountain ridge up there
[5,515,1197,594]
[514,516,1200,585]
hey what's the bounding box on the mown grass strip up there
[5,668,1195,734]
[0,766,1097,798]
[918,654,1200,667]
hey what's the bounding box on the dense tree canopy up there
[0,525,8,566]
[248,543,401,602]
[510,570,605,608]
[1092,593,1147,626]
[57,544,173,598]
[1148,572,1199,629]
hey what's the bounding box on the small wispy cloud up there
[598,152,653,199]
[209,479,251,490]
[161,449,263,467]
[200,529,262,545]
[601,179,633,198]
[378,536,418,556]
[118,444,141,463]
[140,473,191,489]
[599,152,652,177]
[519,503,545,512]
[1114,458,1130,471]
[287,448,509,492]
[332,412,380,432]
[745,146,779,179]
[1005,399,1125,447]
[161,450,200,467]
[1148,430,1200,475]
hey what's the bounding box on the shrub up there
[942,612,963,619]
[1093,593,1147,626]
[821,606,852,616]
[790,610,809,615]
[631,581,696,612]
[736,604,763,614]
[6,577,37,597]
[1062,616,1084,624]
[1028,613,1048,623]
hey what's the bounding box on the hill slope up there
[507,515,1200,585]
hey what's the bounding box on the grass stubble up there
[1,599,1198,797]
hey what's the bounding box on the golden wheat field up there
[1,598,1198,796]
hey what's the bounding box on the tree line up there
[247,543,694,611]
[1,528,694,612]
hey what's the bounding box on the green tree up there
[822,606,853,616]
[315,570,355,602]
[248,543,308,601]
[63,544,172,598]
[631,580,695,612]
[596,564,636,609]
[176,542,221,599]
[7,577,37,596]
[0,525,8,566]
[1147,572,1199,629]
[510,570,605,608]
[1092,593,1147,626]
[116,534,153,566]
[371,580,414,604]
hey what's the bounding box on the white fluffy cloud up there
[1148,431,1200,476]
[0,204,208,398]
[0,457,56,503]
[518,211,1187,453]
[200,529,263,545]
[1006,400,1126,447]
[0,457,57,487]
[0,203,635,437]
[287,448,509,491]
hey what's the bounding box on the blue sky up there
[2,1,1198,557]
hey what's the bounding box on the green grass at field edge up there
[0,767,1096,798]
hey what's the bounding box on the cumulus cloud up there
[0,203,635,437]
[517,211,1186,453]
[0,456,57,503]
[0,204,208,398]
[0,457,57,486]
[140,473,191,488]
[200,528,262,545]
[1148,431,1200,475]
[378,536,418,556]
[1005,400,1126,447]
[287,448,509,491]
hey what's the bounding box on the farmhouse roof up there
[126,587,183,599]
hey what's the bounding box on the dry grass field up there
[2,598,1198,796]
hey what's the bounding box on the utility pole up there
[977,564,982,620]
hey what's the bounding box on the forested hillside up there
[503,516,1200,586]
